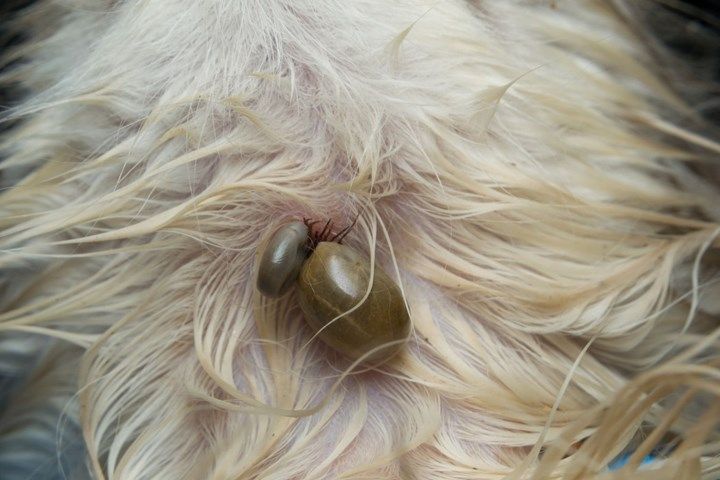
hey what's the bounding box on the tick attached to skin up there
[256,221,309,298]
[256,217,410,363]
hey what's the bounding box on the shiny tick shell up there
[296,242,410,363]
[256,221,309,297]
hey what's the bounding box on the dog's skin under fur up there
[0,1,719,479]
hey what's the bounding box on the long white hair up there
[0,1,719,478]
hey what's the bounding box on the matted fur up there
[0,0,719,479]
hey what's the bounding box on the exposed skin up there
[256,221,309,297]
[296,242,411,363]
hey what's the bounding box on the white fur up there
[1,1,719,479]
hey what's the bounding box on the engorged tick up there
[257,215,410,363]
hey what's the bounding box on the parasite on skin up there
[296,241,411,363]
[256,221,309,297]
[257,217,410,362]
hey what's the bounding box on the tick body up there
[296,242,410,363]
[256,221,309,297]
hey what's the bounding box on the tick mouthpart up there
[302,214,359,252]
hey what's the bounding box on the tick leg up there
[303,218,320,230]
[333,213,359,244]
[330,225,350,243]
[318,219,333,241]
